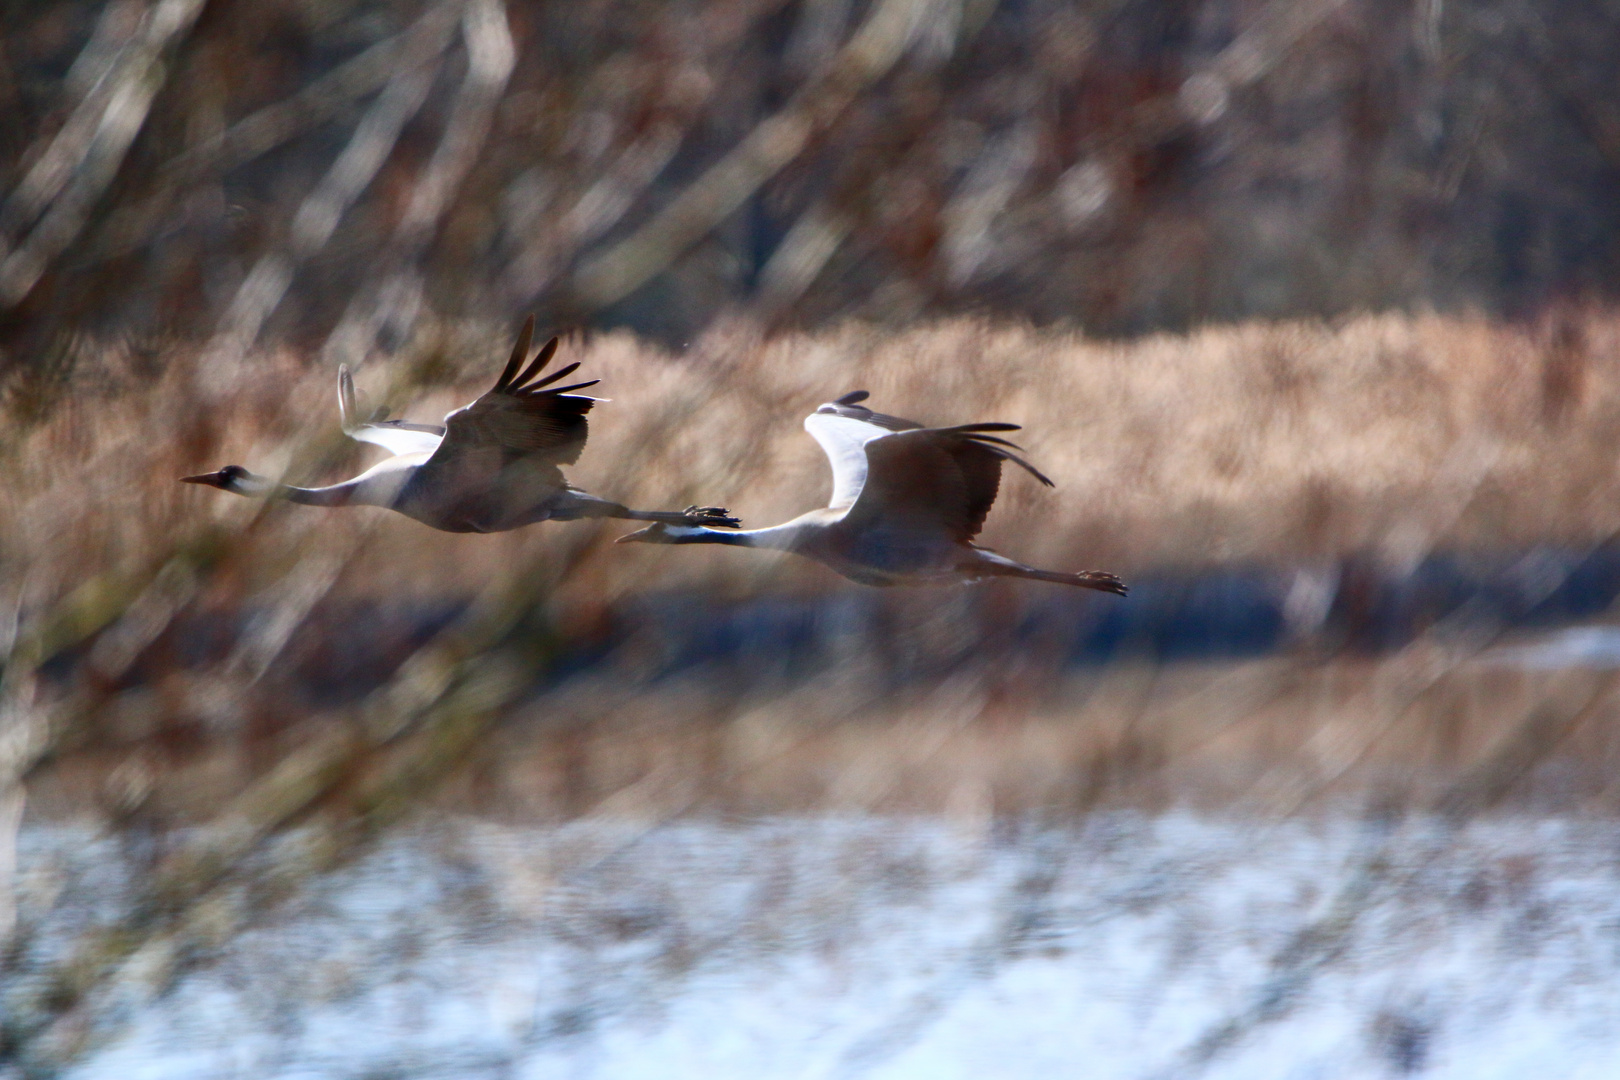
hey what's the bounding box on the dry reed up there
[6,308,1620,817]
[9,308,1620,595]
[7,310,1620,1070]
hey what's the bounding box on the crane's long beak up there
[179,471,225,487]
[614,526,654,544]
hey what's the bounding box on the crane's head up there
[179,465,271,496]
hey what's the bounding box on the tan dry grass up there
[8,309,1620,823]
[32,651,1620,821]
[11,314,1620,1066]
[8,309,1620,609]
[459,657,1620,818]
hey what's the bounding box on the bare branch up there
[573,0,944,309]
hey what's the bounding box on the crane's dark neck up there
[664,523,801,550]
[660,525,755,546]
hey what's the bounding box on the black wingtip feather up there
[511,336,559,390]
[526,358,581,391]
[835,390,870,405]
[1009,455,1055,487]
[952,426,1053,487]
[497,316,536,391]
[965,433,1026,451]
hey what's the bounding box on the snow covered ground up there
[18,811,1620,1080]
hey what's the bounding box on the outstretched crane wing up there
[429,316,600,470]
[803,390,922,510]
[843,423,1053,542]
[338,366,446,457]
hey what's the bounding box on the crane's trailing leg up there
[1005,566,1129,595]
[969,549,1127,594]
[552,491,740,528]
[636,505,742,528]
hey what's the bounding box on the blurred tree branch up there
[572,0,956,309]
[0,0,209,308]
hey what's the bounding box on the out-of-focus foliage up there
[8,309,1620,825]
[2,0,1620,366]
[7,4,1620,1073]
[9,311,1620,1072]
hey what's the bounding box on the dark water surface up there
[95,545,1620,703]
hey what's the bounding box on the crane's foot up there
[1076,571,1128,596]
[681,505,740,528]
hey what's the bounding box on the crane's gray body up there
[618,394,1126,595]
[182,318,736,534]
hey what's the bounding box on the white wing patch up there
[339,364,445,458]
[803,411,894,510]
[346,424,444,457]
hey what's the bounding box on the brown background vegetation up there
[2,0,1620,357]
[5,3,1620,1066]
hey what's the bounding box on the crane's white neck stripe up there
[663,524,803,549]
[228,473,279,497]
[726,524,804,550]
